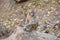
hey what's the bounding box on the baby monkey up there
[24,23,38,32]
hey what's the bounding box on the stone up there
[4,26,59,40]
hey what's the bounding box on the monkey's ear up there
[14,0,28,3]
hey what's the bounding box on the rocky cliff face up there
[0,0,60,40]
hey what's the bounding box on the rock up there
[0,23,15,39]
[51,22,60,37]
[4,26,59,40]
[15,0,28,3]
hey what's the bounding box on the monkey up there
[24,23,38,32]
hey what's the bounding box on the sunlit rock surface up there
[4,26,59,40]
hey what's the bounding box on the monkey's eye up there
[14,0,28,3]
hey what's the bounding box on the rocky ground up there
[0,0,60,40]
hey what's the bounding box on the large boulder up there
[4,26,59,40]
